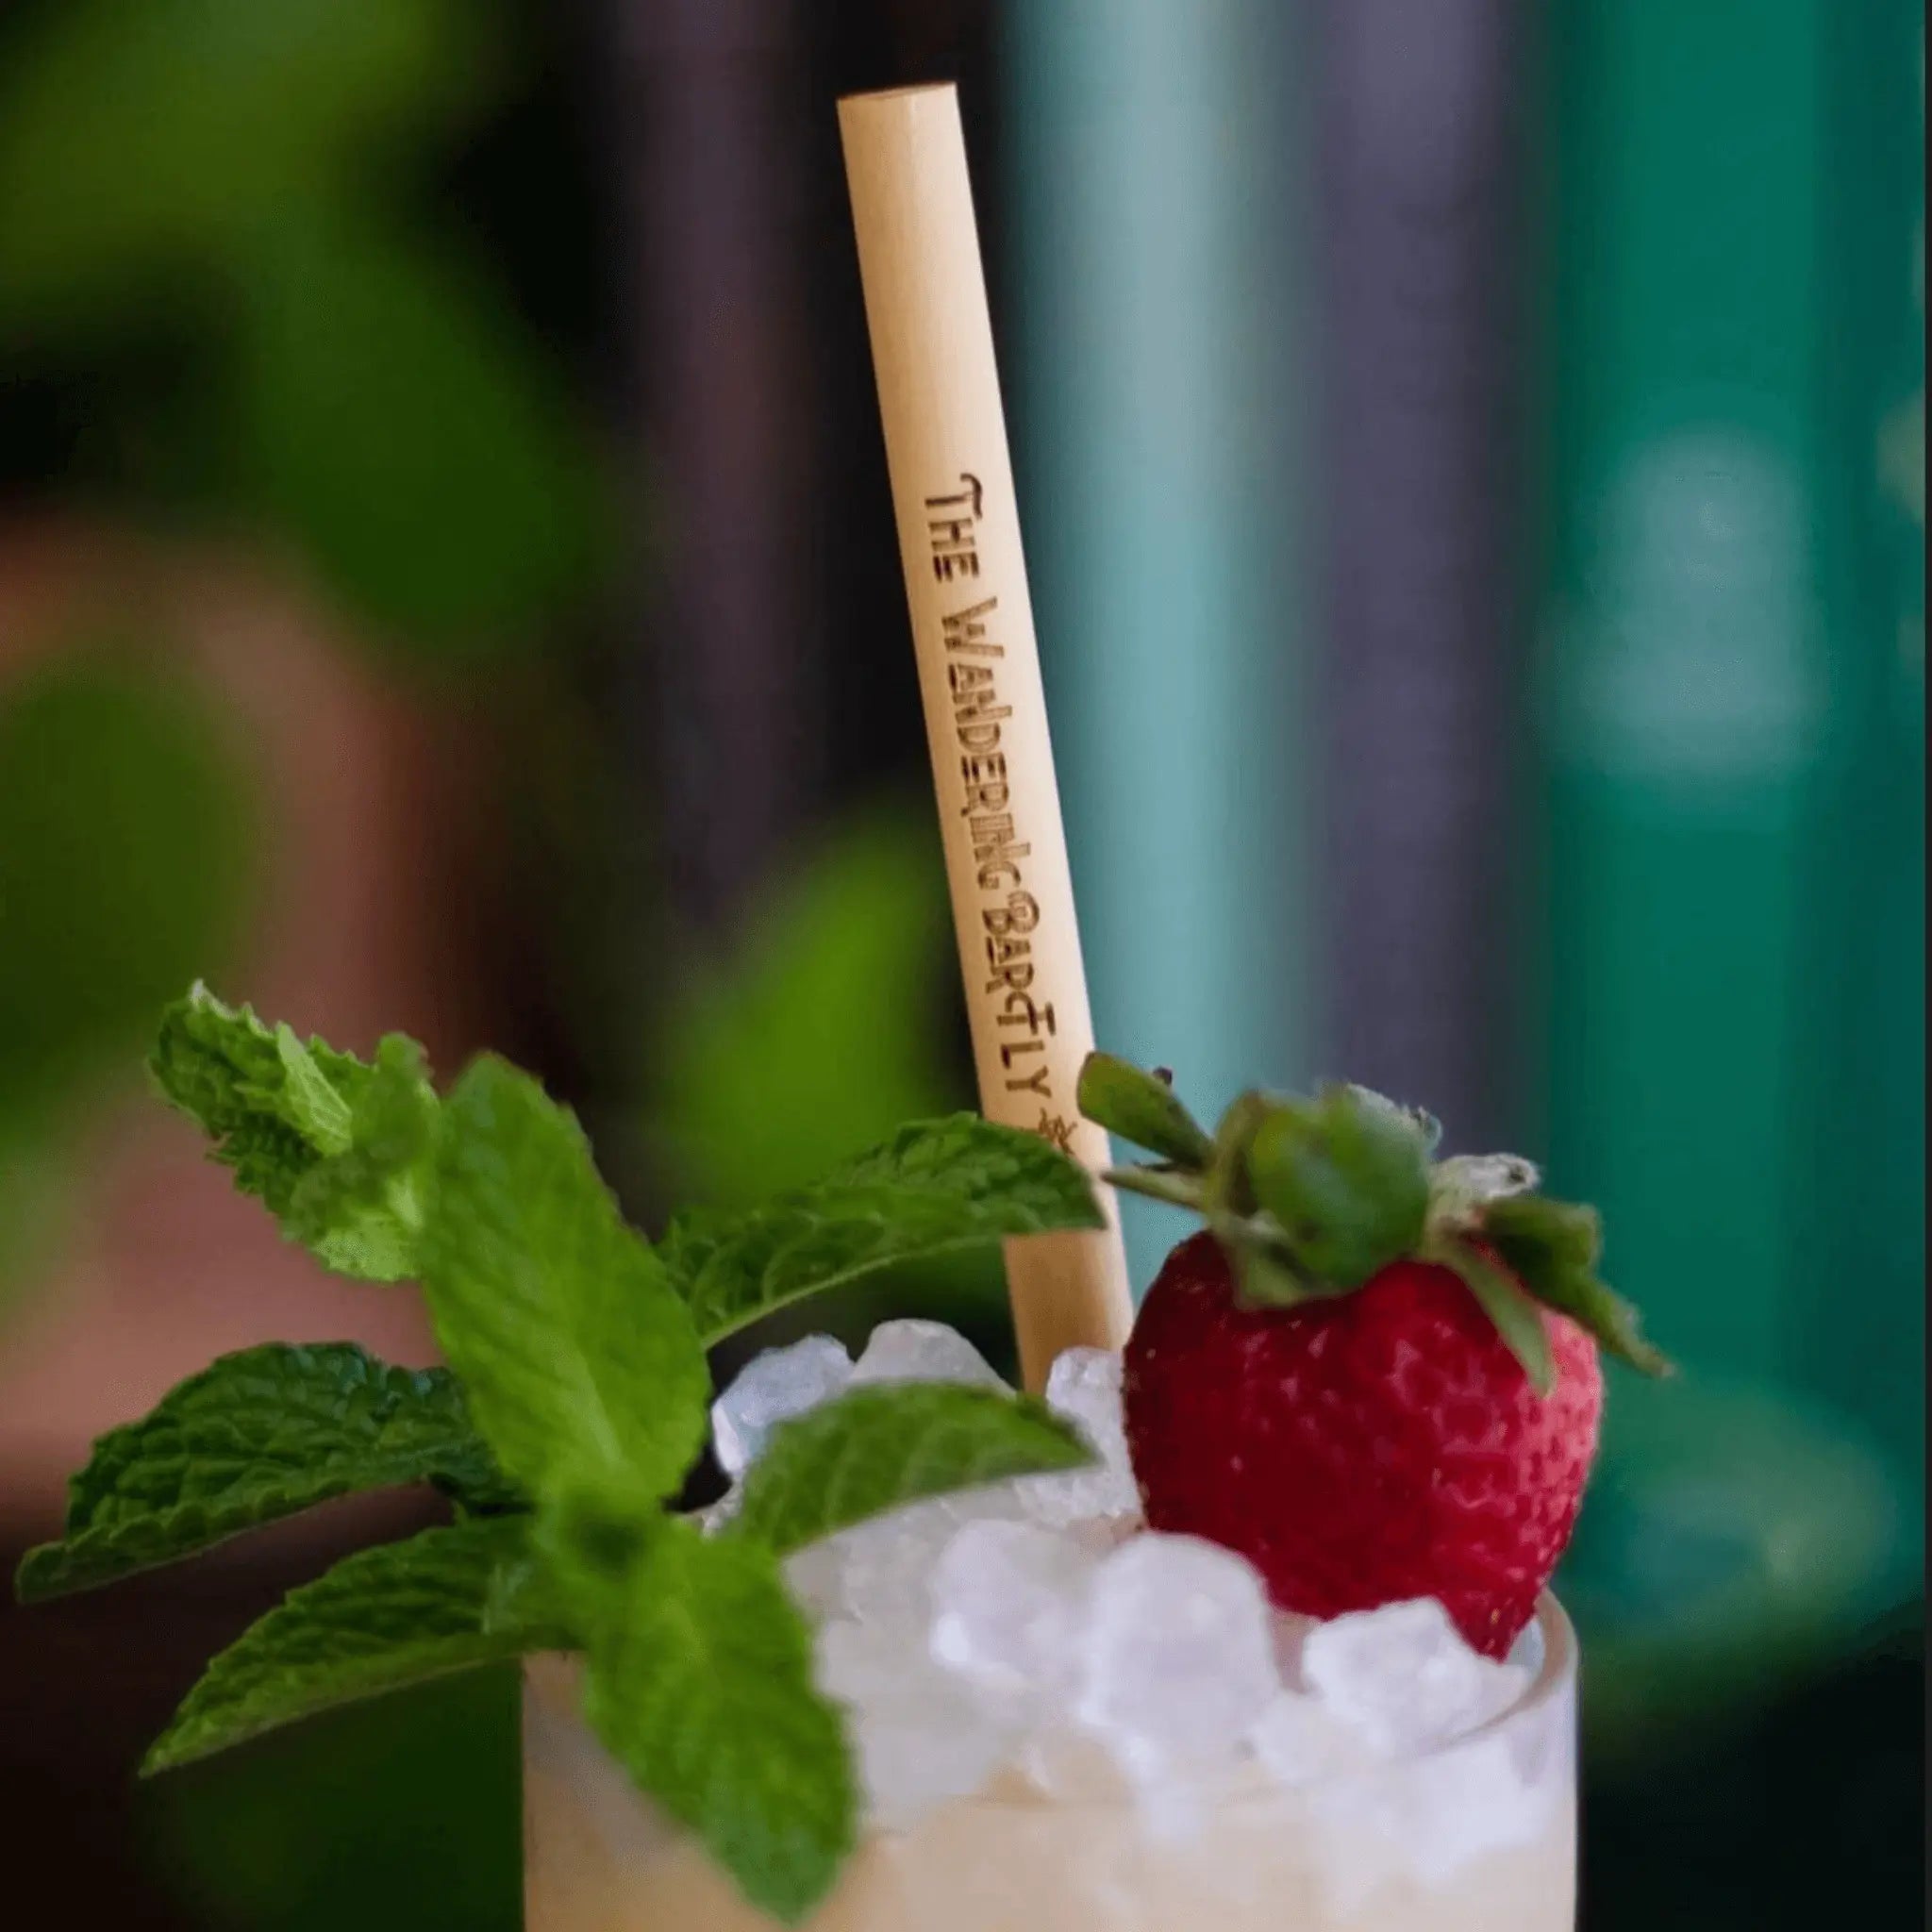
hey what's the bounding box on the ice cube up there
[1300,1598,1528,1756]
[1045,1346,1127,1446]
[1016,1348,1143,1532]
[837,1496,976,1633]
[709,1335,854,1478]
[1075,1534,1281,1774]
[798,1474,1030,1637]
[1248,1690,1371,1788]
[1396,1733,1545,1882]
[783,1537,848,1619]
[815,1619,1021,1830]
[929,1519,1098,1703]
[850,1318,1008,1390]
[815,1616,917,1707]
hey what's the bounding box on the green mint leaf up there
[662,1114,1104,1347]
[272,1022,356,1152]
[150,985,437,1282]
[15,1342,512,1603]
[1437,1241,1557,1396]
[285,1034,440,1282]
[1246,1086,1430,1288]
[558,1509,856,1925]
[728,1384,1092,1558]
[419,1057,708,1503]
[1480,1195,1672,1376]
[152,985,371,1202]
[1075,1052,1213,1169]
[142,1517,560,1774]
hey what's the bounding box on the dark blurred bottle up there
[1311,0,1530,1151]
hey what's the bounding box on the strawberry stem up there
[1078,1051,1674,1383]
[1076,1053,1213,1168]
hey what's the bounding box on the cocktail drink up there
[12,979,1657,1932]
[524,1605,1575,1932]
[14,991,1656,1932]
[524,1324,1584,1932]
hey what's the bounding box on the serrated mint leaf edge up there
[281,1035,440,1283]
[141,1518,559,1774]
[273,1024,356,1154]
[149,987,439,1284]
[664,1113,1104,1346]
[16,1343,512,1602]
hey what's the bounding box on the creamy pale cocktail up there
[18,996,1654,1932]
[525,1324,1581,1932]
[525,1599,1576,1932]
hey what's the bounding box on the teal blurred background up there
[0,1,1920,1925]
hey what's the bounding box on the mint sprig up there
[24,987,1122,1925]
[143,1517,560,1773]
[663,1112,1104,1346]
[549,1504,858,1926]
[418,1056,710,1503]
[729,1383,1092,1557]
[17,1342,509,1601]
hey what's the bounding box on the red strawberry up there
[1077,1055,1668,1659]
[1124,1233,1603,1656]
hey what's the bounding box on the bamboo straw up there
[839,83,1133,1389]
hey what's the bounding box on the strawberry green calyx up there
[1074,1053,1215,1171]
[1076,1053,1670,1393]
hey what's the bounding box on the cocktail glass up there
[523,1595,1577,1932]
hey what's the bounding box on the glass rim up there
[1442,1591,1576,1756]
[525,1595,1581,1823]
[919,1591,1579,1820]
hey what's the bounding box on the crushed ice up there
[704,1323,1560,1879]
[709,1333,854,1477]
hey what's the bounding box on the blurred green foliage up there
[146,1663,520,1932]
[0,0,614,1291]
[236,209,607,645]
[651,809,1017,1381]
[0,651,258,1303]
[0,0,494,331]
[653,813,960,1208]
[0,0,608,654]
